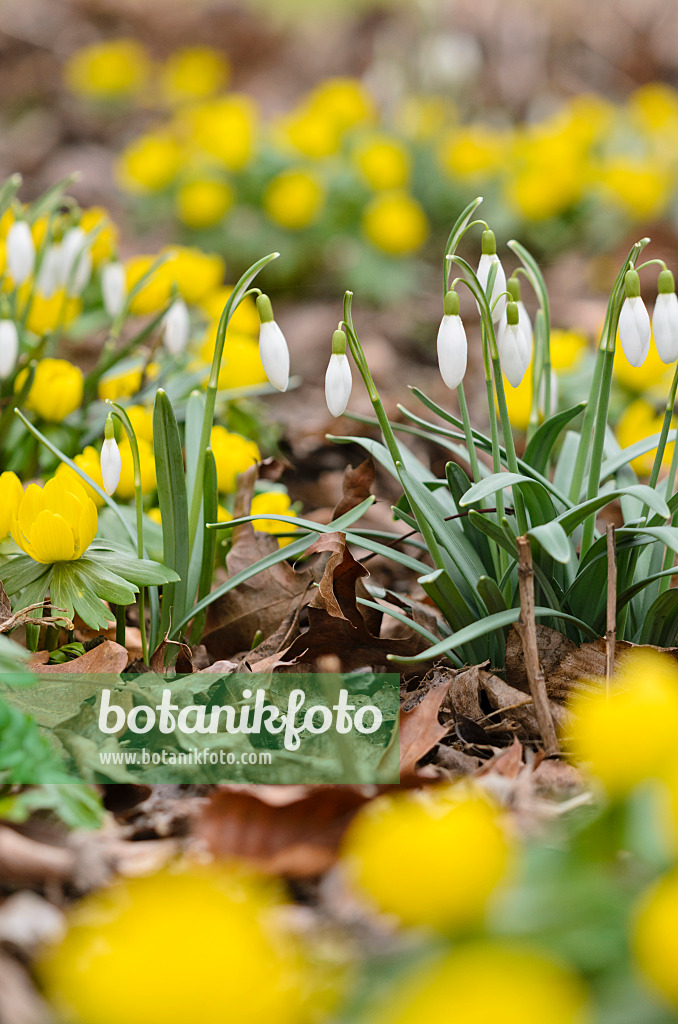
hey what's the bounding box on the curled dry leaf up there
[331,457,376,519]
[399,681,451,776]
[26,639,129,675]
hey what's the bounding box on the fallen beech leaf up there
[26,640,128,675]
[332,457,376,519]
[477,735,524,779]
[399,681,451,776]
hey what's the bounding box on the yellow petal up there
[17,484,47,541]
[28,511,76,563]
[74,496,98,557]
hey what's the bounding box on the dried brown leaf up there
[399,681,451,776]
[331,457,376,519]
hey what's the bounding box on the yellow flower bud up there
[11,477,97,563]
[210,426,260,493]
[16,358,84,422]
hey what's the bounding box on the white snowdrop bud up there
[476,229,506,323]
[504,278,532,375]
[100,417,121,496]
[325,329,352,416]
[61,227,92,296]
[101,262,127,318]
[437,290,467,390]
[653,268,678,364]
[257,293,289,392]
[499,302,529,387]
[618,269,651,367]
[7,221,35,285]
[0,320,19,380]
[163,298,190,356]
[36,244,63,298]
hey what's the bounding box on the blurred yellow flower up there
[263,170,324,230]
[11,477,97,563]
[199,287,259,335]
[250,491,297,546]
[116,132,183,193]
[599,157,672,221]
[616,398,675,477]
[97,366,144,402]
[614,326,673,394]
[399,95,452,141]
[200,326,267,389]
[0,472,23,539]
[567,649,678,796]
[125,247,224,314]
[371,943,589,1024]
[64,39,151,102]
[176,178,234,229]
[56,447,105,508]
[79,207,118,266]
[439,124,510,179]
[181,96,257,170]
[308,77,376,132]
[117,436,157,500]
[551,328,589,371]
[342,784,512,930]
[17,285,81,337]
[275,106,343,159]
[210,426,260,493]
[126,404,154,444]
[628,82,678,135]
[353,134,411,190]
[160,46,230,106]
[362,191,428,255]
[39,865,318,1024]
[16,358,84,422]
[634,871,678,1011]
[502,331,588,431]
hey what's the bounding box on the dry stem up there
[605,523,617,695]
[515,536,559,754]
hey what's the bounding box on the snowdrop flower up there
[618,269,651,367]
[61,227,92,296]
[6,221,35,285]
[499,301,529,387]
[0,320,19,380]
[101,262,127,318]
[325,328,352,416]
[436,289,467,390]
[507,277,533,347]
[36,244,64,298]
[652,268,678,364]
[163,298,190,355]
[100,416,121,496]
[256,293,289,392]
[476,229,506,323]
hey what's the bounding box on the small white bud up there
[477,230,506,323]
[163,298,190,356]
[101,262,127,318]
[0,320,19,380]
[653,269,678,364]
[325,352,352,417]
[437,314,467,390]
[7,221,35,285]
[61,227,92,296]
[499,315,529,388]
[100,437,121,496]
[619,296,651,367]
[256,293,290,392]
[36,244,63,298]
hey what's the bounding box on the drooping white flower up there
[476,229,506,323]
[100,418,121,496]
[6,221,35,285]
[101,262,127,318]
[36,244,63,298]
[618,270,651,367]
[436,290,467,390]
[0,320,19,380]
[257,293,289,392]
[163,298,190,356]
[61,227,92,296]
[653,269,678,364]
[325,353,352,416]
[499,302,529,387]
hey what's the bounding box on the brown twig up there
[514,536,559,754]
[606,523,617,695]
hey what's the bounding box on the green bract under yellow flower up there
[11,477,97,563]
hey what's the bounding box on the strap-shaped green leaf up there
[523,403,586,475]
[153,389,189,635]
[557,485,670,535]
[528,522,572,565]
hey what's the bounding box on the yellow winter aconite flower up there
[200,327,267,390]
[503,330,588,431]
[599,157,672,221]
[11,477,97,563]
[567,649,678,796]
[0,472,23,539]
[16,358,84,422]
[439,124,510,179]
[210,426,260,493]
[275,106,343,159]
[362,191,428,255]
[181,95,257,170]
[16,285,82,337]
[55,447,105,508]
[342,784,512,930]
[117,437,157,500]
[199,287,259,335]
[251,491,297,547]
[97,366,144,403]
[353,134,411,190]
[38,865,320,1024]
[126,405,154,444]
[634,871,678,1009]
[160,46,230,106]
[370,943,590,1024]
[64,39,151,101]
[176,178,234,229]
[551,328,589,371]
[263,170,324,230]
[616,398,675,477]
[398,95,451,142]
[629,82,678,134]
[309,77,376,132]
[116,133,183,193]
[125,247,224,314]
[79,207,118,266]
[613,327,672,393]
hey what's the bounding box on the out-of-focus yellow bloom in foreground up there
[0,472,23,539]
[567,649,678,797]
[362,191,428,255]
[11,477,97,563]
[15,284,82,337]
[116,133,183,193]
[176,178,234,228]
[616,398,675,477]
[79,207,118,266]
[353,134,411,190]
[199,327,267,390]
[199,287,259,335]
[160,46,230,106]
[97,366,144,403]
[56,447,105,508]
[16,358,84,422]
[210,426,260,493]
[38,865,320,1024]
[126,405,154,445]
[64,39,151,102]
[634,871,678,1009]
[342,785,512,930]
[125,247,225,314]
[371,943,589,1024]
[116,437,157,500]
[250,491,297,547]
[263,170,324,230]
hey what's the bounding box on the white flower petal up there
[101,262,127,318]
[436,314,467,390]
[259,320,290,392]
[0,320,19,380]
[163,299,190,356]
[100,438,122,496]
[619,295,651,367]
[325,353,352,416]
[7,222,35,285]
[499,323,528,387]
[653,292,678,364]
[477,253,507,323]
